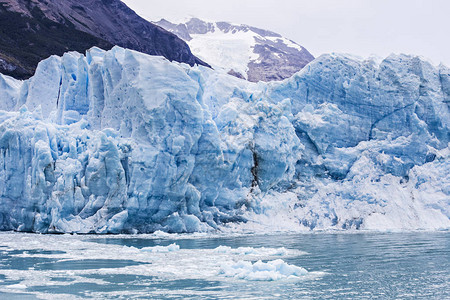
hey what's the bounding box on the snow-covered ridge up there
[154,18,314,82]
[0,46,449,233]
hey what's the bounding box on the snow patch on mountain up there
[154,18,314,82]
[188,25,259,80]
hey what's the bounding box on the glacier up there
[0,46,448,233]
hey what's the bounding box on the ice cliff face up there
[0,47,448,233]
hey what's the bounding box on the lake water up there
[0,231,448,299]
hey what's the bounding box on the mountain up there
[0,46,448,233]
[0,0,207,79]
[155,18,315,82]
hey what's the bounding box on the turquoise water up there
[0,232,448,299]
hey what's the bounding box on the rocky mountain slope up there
[0,47,448,233]
[0,0,207,79]
[155,18,314,82]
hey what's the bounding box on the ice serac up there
[0,48,448,233]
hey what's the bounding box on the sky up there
[122,0,450,66]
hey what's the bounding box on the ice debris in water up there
[214,246,288,256]
[0,46,448,233]
[141,243,180,253]
[151,230,174,238]
[219,259,308,281]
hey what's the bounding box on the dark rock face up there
[248,37,315,82]
[0,0,208,79]
[156,18,315,82]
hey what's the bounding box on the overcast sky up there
[122,0,450,66]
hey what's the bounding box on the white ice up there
[219,259,308,281]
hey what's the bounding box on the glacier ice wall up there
[0,47,448,233]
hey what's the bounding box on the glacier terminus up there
[0,46,449,233]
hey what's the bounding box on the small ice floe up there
[141,243,180,253]
[151,230,173,238]
[7,283,27,289]
[218,259,308,281]
[214,245,303,257]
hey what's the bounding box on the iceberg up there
[0,46,448,233]
[218,259,308,281]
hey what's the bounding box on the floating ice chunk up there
[141,243,180,253]
[219,259,307,281]
[214,245,235,253]
[7,283,27,289]
[214,246,289,256]
[152,230,173,238]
